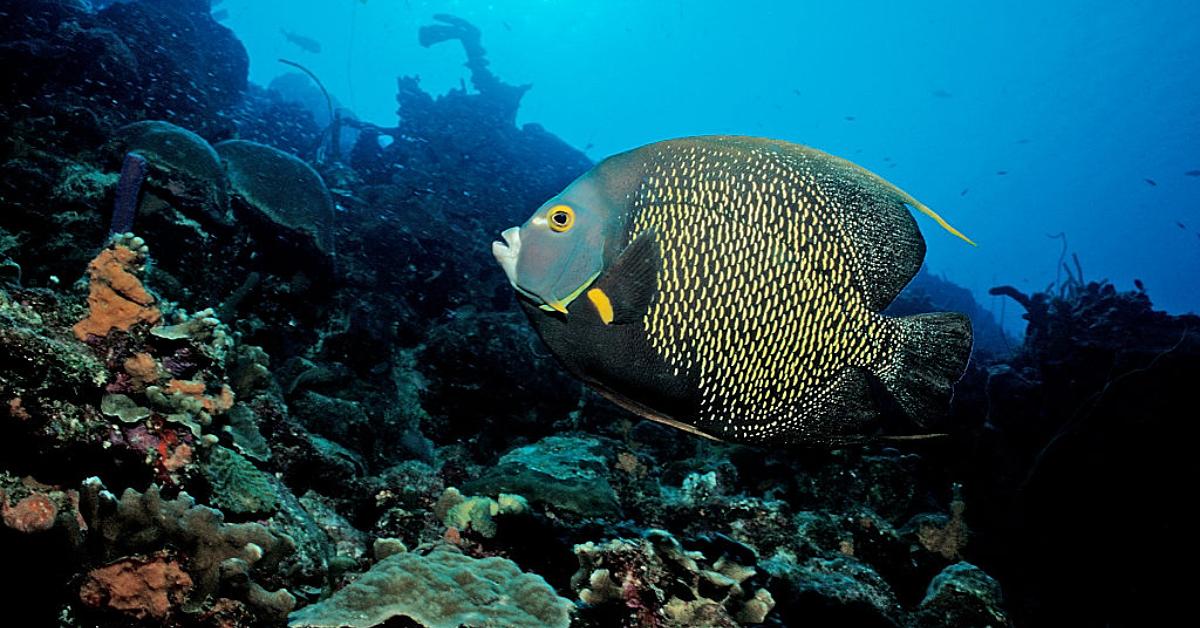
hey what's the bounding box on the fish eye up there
[547,205,575,232]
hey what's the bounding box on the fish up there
[960,188,969,196]
[1144,178,1157,187]
[281,29,322,54]
[1186,170,1200,177]
[996,170,1008,175]
[492,136,975,446]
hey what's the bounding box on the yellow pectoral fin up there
[587,288,614,324]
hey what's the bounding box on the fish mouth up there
[492,226,521,289]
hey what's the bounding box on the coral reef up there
[465,435,621,517]
[573,528,775,627]
[0,6,1188,628]
[80,478,298,621]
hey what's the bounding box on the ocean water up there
[0,1,1195,627]
[224,0,1200,328]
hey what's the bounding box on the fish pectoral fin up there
[594,230,660,325]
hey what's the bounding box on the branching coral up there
[79,478,297,621]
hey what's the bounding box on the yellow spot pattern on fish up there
[629,142,902,440]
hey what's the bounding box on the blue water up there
[223,0,1200,327]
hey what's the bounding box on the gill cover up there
[510,175,620,313]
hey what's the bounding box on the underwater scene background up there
[0,0,1195,626]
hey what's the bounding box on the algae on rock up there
[465,434,619,517]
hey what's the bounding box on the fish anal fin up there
[588,377,724,443]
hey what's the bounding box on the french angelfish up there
[492,136,974,446]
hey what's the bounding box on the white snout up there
[492,226,521,289]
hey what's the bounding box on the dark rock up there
[765,555,903,627]
[912,562,1008,628]
[466,435,620,517]
[98,0,248,137]
[289,390,371,455]
[415,310,581,452]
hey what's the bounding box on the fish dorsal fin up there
[813,146,975,247]
[770,139,967,312]
[592,229,660,325]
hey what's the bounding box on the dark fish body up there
[501,137,974,446]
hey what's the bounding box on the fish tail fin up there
[873,312,973,426]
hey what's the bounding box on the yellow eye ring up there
[547,205,575,232]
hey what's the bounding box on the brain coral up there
[288,546,572,628]
[107,120,231,224]
[215,140,336,259]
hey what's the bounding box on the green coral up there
[225,403,272,462]
[152,306,234,363]
[100,393,152,423]
[912,562,1009,627]
[433,487,528,538]
[144,384,208,436]
[464,435,620,517]
[204,445,279,516]
[51,162,119,205]
[287,546,572,628]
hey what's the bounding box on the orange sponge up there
[73,245,161,340]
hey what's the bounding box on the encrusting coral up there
[287,545,573,628]
[78,552,194,621]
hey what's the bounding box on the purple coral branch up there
[109,152,148,235]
